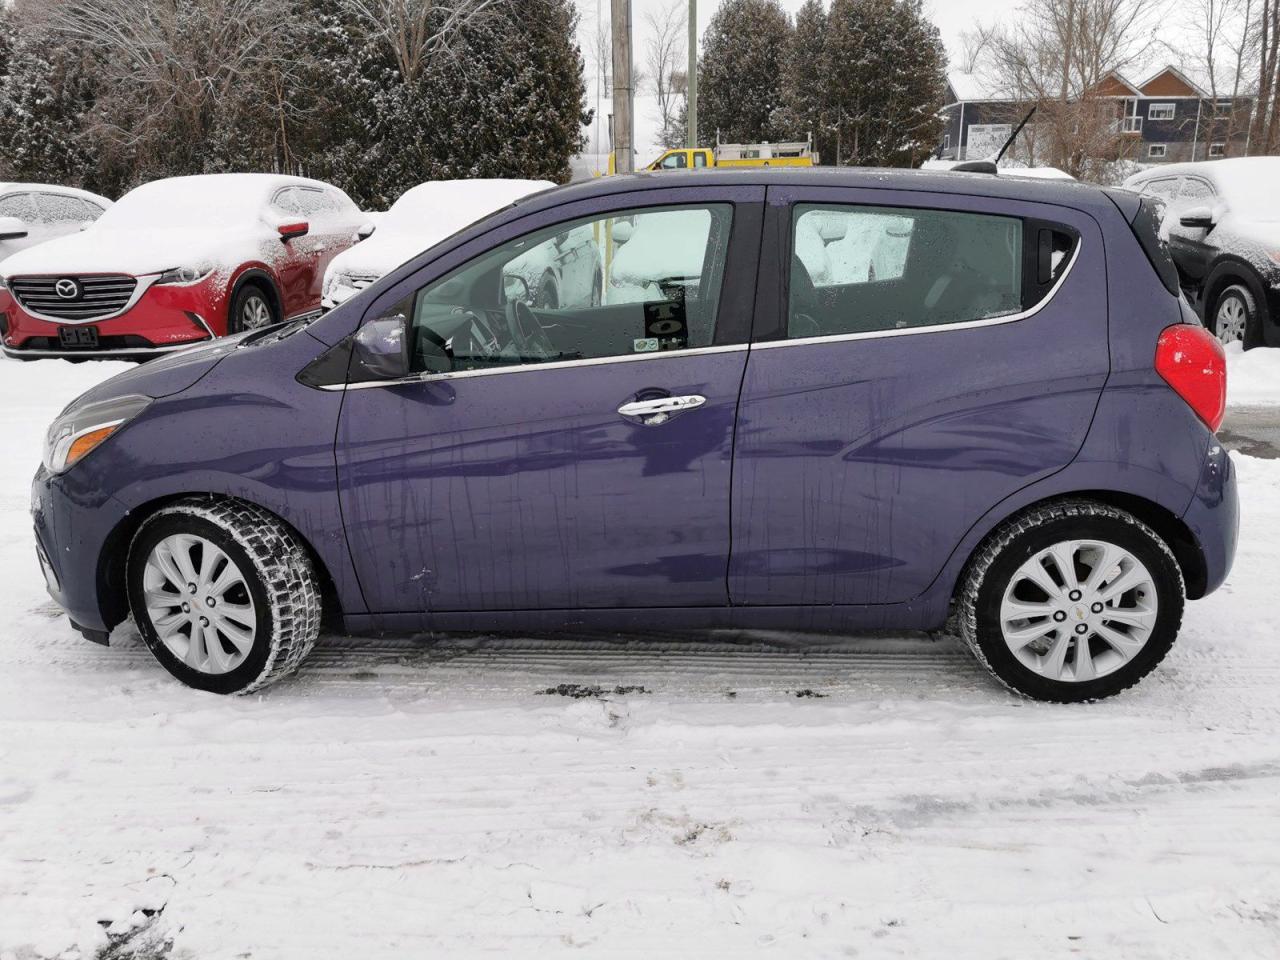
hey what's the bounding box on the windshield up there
[96,178,268,230]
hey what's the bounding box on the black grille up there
[10,275,138,321]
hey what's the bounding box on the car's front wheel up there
[229,283,277,335]
[1212,283,1256,346]
[127,498,321,694]
[957,500,1184,702]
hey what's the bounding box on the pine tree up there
[698,0,792,145]
[819,0,947,167]
[776,0,831,161]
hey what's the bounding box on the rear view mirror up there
[817,219,848,245]
[353,315,410,380]
[611,220,634,246]
[277,220,310,241]
[0,216,28,241]
[1180,206,1215,229]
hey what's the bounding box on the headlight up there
[0,274,8,291]
[42,394,152,474]
[156,263,214,285]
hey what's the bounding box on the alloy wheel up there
[142,534,257,675]
[242,294,273,330]
[1215,295,1247,345]
[999,539,1158,683]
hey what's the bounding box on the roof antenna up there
[995,106,1036,163]
[952,106,1037,175]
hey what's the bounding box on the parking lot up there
[1,354,1279,958]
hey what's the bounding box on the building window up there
[1209,142,1226,157]
[1148,103,1176,120]
[943,134,951,150]
[1148,143,1168,159]
[1215,100,1233,116]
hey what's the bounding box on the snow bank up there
[1226,341,1280,406]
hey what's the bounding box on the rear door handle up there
[617,394,706,425]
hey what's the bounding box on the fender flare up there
[229,267,284,326]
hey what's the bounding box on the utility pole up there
[611,0,634,173]
[687,0,698,148]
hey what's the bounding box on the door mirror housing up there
[352,315,411,380]
[1179,206,1215,229]
[817,219,848,245]
[0,216,28,241]
[502,273,531,304]
[277,220,310,241]
[356,221,376,240]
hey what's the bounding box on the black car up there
[1125,157,1280,348]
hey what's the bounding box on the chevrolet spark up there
[31,170,1237,701]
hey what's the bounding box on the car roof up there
[0,182,113,205]
[1125,156,1280,187]
[512,167,1119,220]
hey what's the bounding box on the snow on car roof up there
[95,173,332,230]
[384,179,554,235]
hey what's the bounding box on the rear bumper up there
[1182,440,1238,597]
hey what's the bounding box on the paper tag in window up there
[633,337,659,352]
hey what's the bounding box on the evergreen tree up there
[776,0,832,161]
[819,0,947,167]
[698,0,792,144]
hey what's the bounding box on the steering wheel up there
[504,298,557,361]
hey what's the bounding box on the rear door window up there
[35,193,104,224]
[787,203,1036,338]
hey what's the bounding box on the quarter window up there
[788,203,1047,339]
[400,204,733,375]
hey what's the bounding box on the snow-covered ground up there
[2,352,1280,958]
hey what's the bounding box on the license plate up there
[59,326,99,348]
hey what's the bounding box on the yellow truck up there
[608,136,818,173]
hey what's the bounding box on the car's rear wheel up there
[229,283,276,335]
[1212,284,1256,346]
[127,498,321,694]
[957,500,1184,702]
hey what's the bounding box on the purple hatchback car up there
[32,169,1236,701]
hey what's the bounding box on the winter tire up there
[229,283,277,334]
[127,497,321,694]
[1212,283,1256,347]
[957,500,1184,703]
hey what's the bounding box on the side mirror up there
[611,220,634,246]
[356,221,376,240]
[352,315,411,380]
[277,220,310,241]
[1180,206,1215,229]
[503,273,531,303]
[0,216,28,241]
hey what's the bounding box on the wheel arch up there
[229,267,284,326]
[96,492,343,631]
[1203,258,1269,324]
[951,490,1208,604]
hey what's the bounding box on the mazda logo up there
[55,278,81,300]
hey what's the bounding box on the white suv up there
[0,184,112,265]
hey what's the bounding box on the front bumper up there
[1182,439,1238,597]
[31,466,131,635]
[1,278,224,358]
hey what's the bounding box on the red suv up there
[0,174,368,358]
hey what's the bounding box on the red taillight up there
[1155,324,1226,432]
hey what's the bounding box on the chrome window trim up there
[756,239,1082,352]
[8,273,160,325]
[324,342,749,392]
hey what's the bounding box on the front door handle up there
[617,394,706,425]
